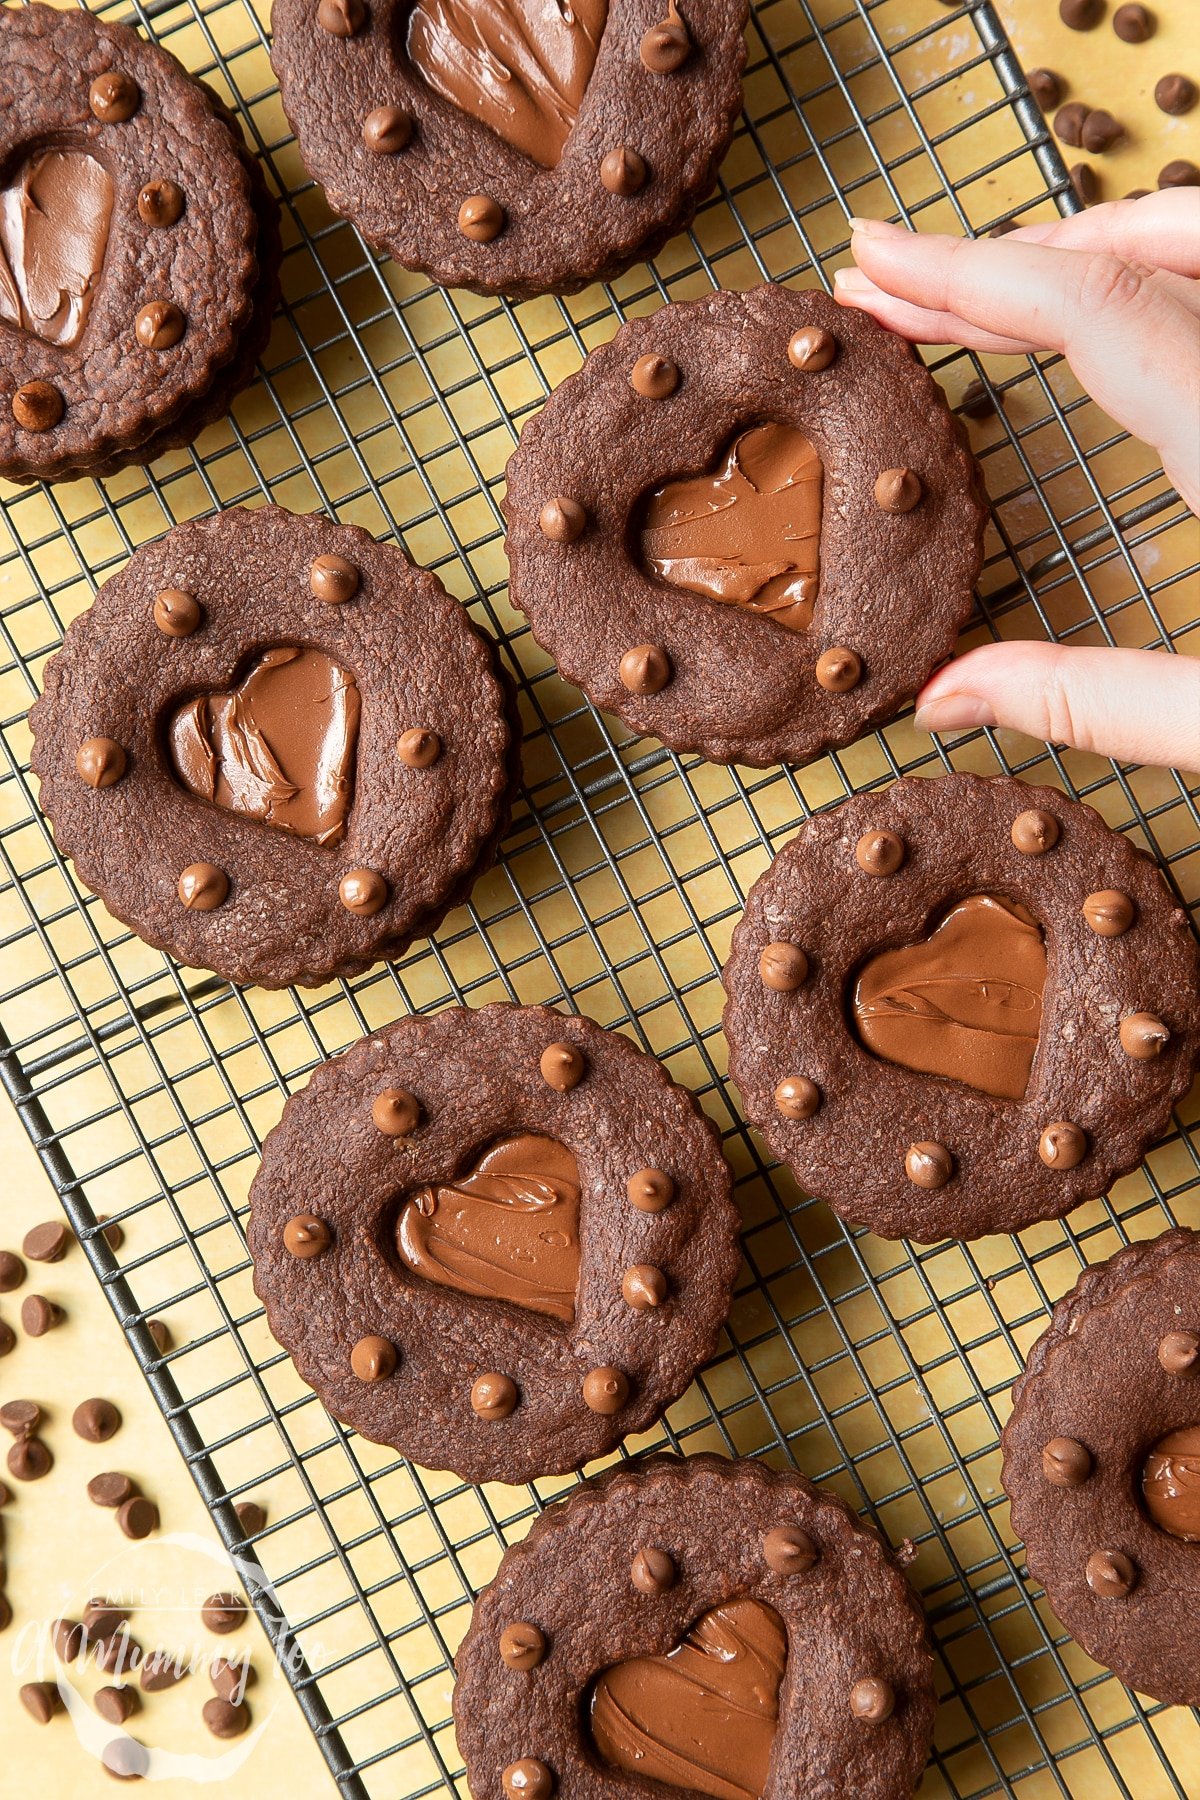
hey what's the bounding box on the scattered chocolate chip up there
[210,1655,256,1703]
[234,1499,267,1536]
[1026,68,1063,110]
[1053,101,1091,148]
[89,1472,137,1509]
[201,1593,246,1635]
[0,1593,11,1631]
[1112,2,1153,38]
[22,1221,71,1263]
[0,1481,10,1507]
[116,1496,159,1540]
[8,1437,52,1481]
[100,1735,149,1781]
[0,1251,25,1292]
[1155,73,1197,114]
[52,1617,85,1662]
[988,219,1018,236]
[0,1399,41,1438]
[74,1398,122,1443]
[202,1695,250,1738]
[146,1318,172,1354]
[95,1685,137,1725]
[1081,109,1124,151]
[0,1320,15,1358]
[96,1215,124,1251]
[960,377,996,420]
[19,1680,61,1724]
[1159,159,1200,187]
[1072,163,1101,206]
[140,1650,188,1692]
[21,1295,64,1336]
[94,1629,142,1677]
[1058,0,1103,26]
[84,1599,129,1637]
[1125,187,1151,198]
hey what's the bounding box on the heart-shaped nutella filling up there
[852,894,1046,1101]
[405,0,608,169]
[168,646,360,847]
[589,1597,786,1800]
[396,1133,581,1323]
[638,423,823,635]
[0,150,114,348]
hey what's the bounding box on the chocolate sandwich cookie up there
[248,1006,740,1483]
[454,1453,936,1799]
[270,0,747,298]
[722,772,1200,1241]
[0,4,279,485]
[29,506,518,989]
[504,284,987,766]
[1002,1228,1200,1706]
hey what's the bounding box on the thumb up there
[913,642,1200,772]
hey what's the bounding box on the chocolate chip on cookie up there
[722,772,1200,1241]
[0,4,279,484]
[454,1454,936,1799]
[248,1006,739,1483]
[29,506,519,988]
[1002,1229,1200,1706]
[270,0,747,298]
[504,284,986,766]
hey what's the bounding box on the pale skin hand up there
[832,191,1200,773]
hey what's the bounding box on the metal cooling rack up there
[2,0,1199,1795]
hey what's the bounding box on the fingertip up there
[912,694,996,734]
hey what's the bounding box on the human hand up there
[832,193,1200,773]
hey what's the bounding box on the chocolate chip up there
[0,1320,17,1359]
[1155,72,1197,114]
[74,1398,122,1443]
[849,1675,895,1723]
[1159,159,1200,188]
[498,1625,546,1673]
[96,1215,124,1251]
[100,1735,149,1781]
[89,1472,137,1508]
[0,1481,10,1507]
[537,496,587,543]
[961,378,996,420]
[0,1251,25,1292]
[0,1399,41,1438]
[19,1680,61,1724]
[1058,0,1103,26]
[22,1220,70,1263]
[146,1318,173,1354]
[52,1617,85,1662]
[1080,108,1123,151]
[21,1294,63,1336]
[137,296,187,351]
[1112,2,1153,38]
[457,194,505,242]
[234,1499,267,1536]
[95,1686,137,1725]
[1053,101,1091,148]
[210,1654,256,1702]
[202,1696,251,1738]
[1026,68,1063,110]
[12,379,64,433]
[201,1592,246,1634]
[8,1437,52,1481]
[363,106,413,154]
[93,1629,142,1676]
[630,1546,675,1594]
[89,70,141,123]
[140,1650,188,1692]
[116,1494,160,1538]
[0,1594,11,1631]
[988,219,1018,237]
[84,1598,128,1637]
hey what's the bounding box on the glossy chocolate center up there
[638,423,823,635]
[406,0,608,169]
[852,894,1046,1102]
[0,149,114,347]
[1142,1425,1200,1541]
[395,1133,581,1323]
[168,646,360,846]
[589,1597,786,1800]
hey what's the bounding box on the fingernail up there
[913,694,997,733]
[833,266,872,293]
[847,216,899,237]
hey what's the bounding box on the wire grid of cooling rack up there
[2,0,1199,1794]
